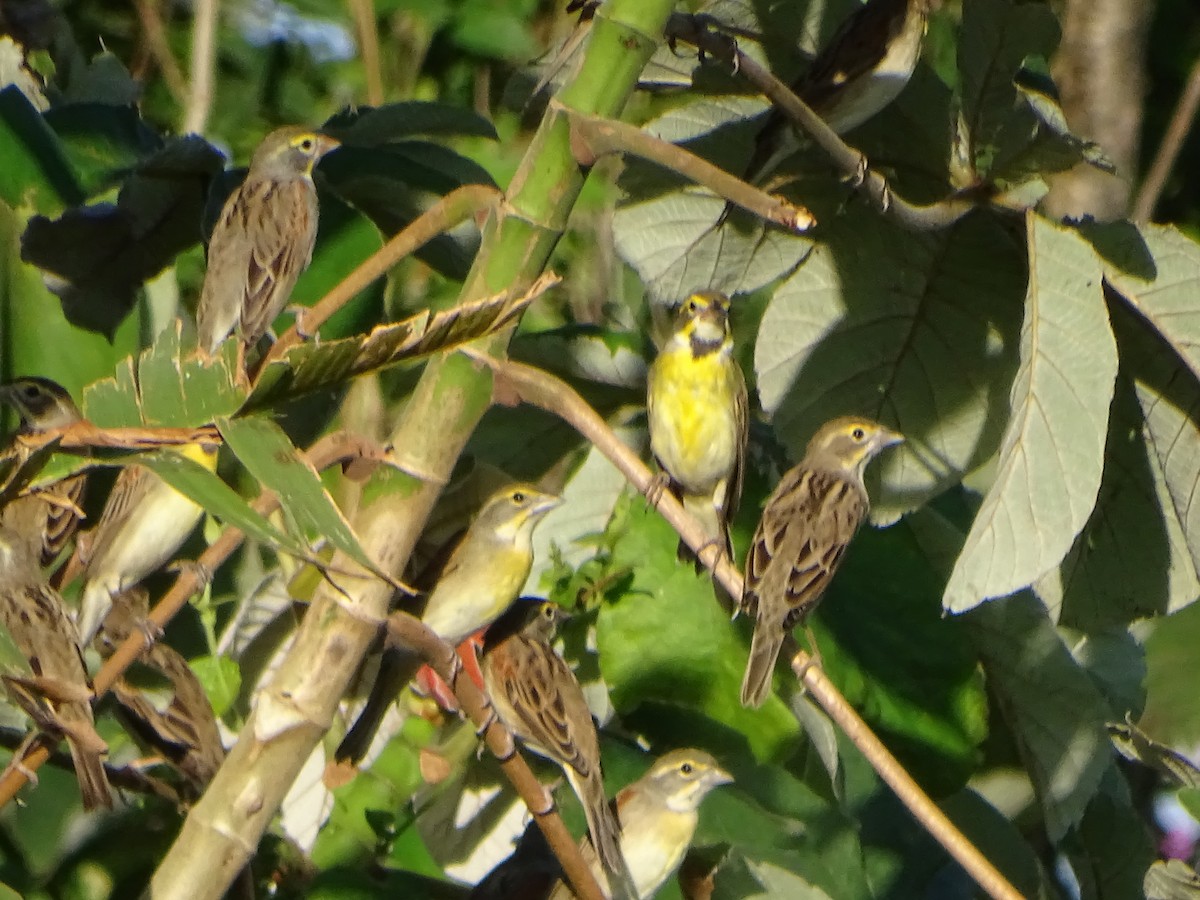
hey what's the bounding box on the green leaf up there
[42,103,163,195]
[216,415,390,581]
[0,85,82,214]
[754,209,1025,523]
[245,285,539,410]
[189,654,242,717]
[0,200,138,391]
[945,215,1115,612]
[964,592,1112,842]
[135,449,312,563]
[322,101,498,143]
[1068,769,1156,900]
[20,134,224,338]
[597,496,799,761]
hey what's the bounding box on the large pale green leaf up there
[0,86,82,214]
[944,215,1115,612]
[755,209,1025,523]
[1146,860,1200,900]
[964,591,1112,842]
[1036,374,1200,630]
[956,0,1060,182]
[216,415,389,581]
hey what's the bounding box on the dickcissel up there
[547,748,732,900]
[480,597,632,896]
[195,126,339,356]
[96,588,225,799]
[76,441,218,645]
[0,525,111,810]
[646,291,748,567]
[741,0,934,190]
[336,484,562,765]
[0,377,87,566]
[739,416,902,707]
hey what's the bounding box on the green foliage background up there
[1,0,1200,897]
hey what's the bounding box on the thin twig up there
[0,432,370,810]
[348,0,384,106]
[563,104,816,233]
[133,0,189,104]
[182,0,219,134]
[469,355,1024,900]
[389,614,607,900]
[1132,56,1200,223]
[665,12,992,231]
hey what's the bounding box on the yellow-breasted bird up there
[479,598,633,897]
[196,126,339,356]
[0,525,112,810]
[0,377,87,567]
[336,484,562,765]
[740,0,935,193]
[546,748,733,900]
[739,416,902,707]
[647,290,748,567]
[75,442,218,645]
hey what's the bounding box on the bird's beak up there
[708,765,734,787]
[876,427,905,450]
[315,134,341,158]
[532,493,563,516]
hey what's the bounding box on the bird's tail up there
[62,715,113,811]
[336,648,420,765]
[676,495,732,574]
[76,582,114,648]
[573,768,636,900]
[740,623,784,708]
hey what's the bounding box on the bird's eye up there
[851,427,866,441]
[22,385,39,399]
[512,491,527,504]
[299,137,315,152]
[680,762,693,775]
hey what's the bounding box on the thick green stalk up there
[151,1,675,896]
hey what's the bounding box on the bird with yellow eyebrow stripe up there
[196,126,339,356]
[739,416,903,707]
[647,290,748,567]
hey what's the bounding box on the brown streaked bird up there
[646,291,748,568]
[95,589,225,799]
[739,416,903,707]
[479,597,634,897]
[196,126,339,356]
[0,377,87,567]
[546,748,733,900]
[336,484,562,765]
[740,0,935,193]
[0,525,112,810]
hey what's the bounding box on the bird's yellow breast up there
[648,346,740,492]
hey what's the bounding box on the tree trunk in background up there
[1043,0,1155,221]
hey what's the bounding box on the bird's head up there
[805,416,904,481]
[251,127,340,178]
[483,596,568,649]
[640,748,733,814]
[473,484,562,547]
[0,377,82,433]
[672,291,733,355]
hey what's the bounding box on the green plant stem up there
[150,1,676,897]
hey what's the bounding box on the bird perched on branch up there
[0,525,111,810]
[196,126,339,357]
[647,291,747,568]
[336,484,562,765]
[548,748,732,900]
[739,416,902,707]
[741,0,935,193]
[479,597,633,897]
[0,377,87,567]
[75,442,218,645]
